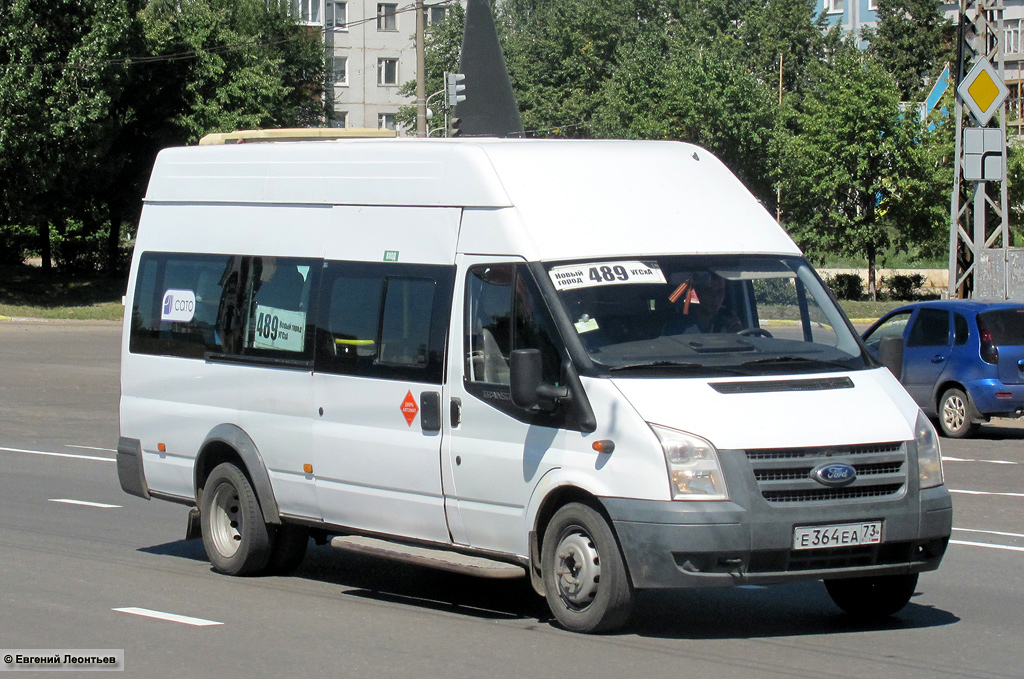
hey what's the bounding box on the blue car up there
[862,300,1024,438]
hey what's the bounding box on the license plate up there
[793,522,882,550]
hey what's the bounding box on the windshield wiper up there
[609,361,745,375]
[741,356,852,370]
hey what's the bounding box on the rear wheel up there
[201,463,273,576]
[825,573,918,619]
[938,388,978,438]
[541,503,635,633]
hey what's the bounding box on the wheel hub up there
[209,484,243,558]
[943,394,966,432]
[554,531,601,608]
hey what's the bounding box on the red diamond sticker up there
[400,390,419,426]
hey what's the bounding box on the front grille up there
[745,442,907,504]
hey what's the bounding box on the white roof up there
[145,138,799,259]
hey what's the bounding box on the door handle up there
[931,355,945,363]
[420,391,441,433]
[450,397,462,428]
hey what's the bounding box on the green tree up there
[396,3,465,133]
[863,0,955,101]
[0,0,141,272]
[778,39,932,298]
[594,37,781,205]
[0,0,326,273]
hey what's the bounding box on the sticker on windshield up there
[549,262,666,291]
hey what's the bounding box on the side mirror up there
[878,335,904,381]
[510,349,568,410]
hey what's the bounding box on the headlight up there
[650,424,729,501]
[916,410,944,489]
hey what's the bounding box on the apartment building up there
[816,1,1024,132]
[291,0,455,134]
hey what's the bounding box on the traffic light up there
[450,117,462,137]
[446,72,466,108]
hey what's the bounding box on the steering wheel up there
[737,327,773,338]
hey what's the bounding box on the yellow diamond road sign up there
[957,57,1009,126]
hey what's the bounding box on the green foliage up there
[396,3,466,133]
[879,272,925,301]
[0,0,326,277]
[777,38,936,298]
[863,0,955,101]
[824,273,865,301]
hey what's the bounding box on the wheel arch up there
[195,424,281,524]
[934,380,981,420]
[526,474,617,596]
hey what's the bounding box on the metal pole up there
[415,0,427,137]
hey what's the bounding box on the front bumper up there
[602,446,953,589]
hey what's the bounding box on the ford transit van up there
[118,136,951,633]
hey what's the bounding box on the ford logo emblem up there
[811,463,857,487]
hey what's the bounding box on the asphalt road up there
[0,320,1022,679]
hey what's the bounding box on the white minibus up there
[118,135,951,633]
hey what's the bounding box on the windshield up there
[545,255,869,377]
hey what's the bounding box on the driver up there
[665,272,741,334]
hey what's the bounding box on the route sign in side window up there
[314,261,454,384]
[244,256,319,361]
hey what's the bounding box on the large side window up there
[129,252,316,363]
[465,264,563,387]
[907,309,950,347]
[315,261,453,383]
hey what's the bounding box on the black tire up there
[938,387,978,439]
[200,463,273,576]
[541,503,635,633]
[266,524,310,575]
[825,573,919,619]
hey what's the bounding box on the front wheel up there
[201,463,273,576]
[824,573,918,619]
[938,388,978,438]
[541,503,635,633]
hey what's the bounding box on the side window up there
[315,261,453,383]
[130,253,247,359]
[954,313,969,345]
[130,252,317,363]
[465,264,563,386]
[862,310,911,352]
[907,309,950,347]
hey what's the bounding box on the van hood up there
[610,368,917,450]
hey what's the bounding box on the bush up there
[824,273,864,300]
[880,273,924,301]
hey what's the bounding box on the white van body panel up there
[145,141,514,208]
[611,368,922,450]
[144,139,799,263]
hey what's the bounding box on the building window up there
[426,4,446,25]
[827,0,844,13]
[377,58,398,86]
[331,112,348,128]
[327,1,347,29]
[1006,19,1023,56]
[378,113,396,131]
[377,3,398,31]
[292,0,321,24]
[867,0,877,9]
[332,55,348,85]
